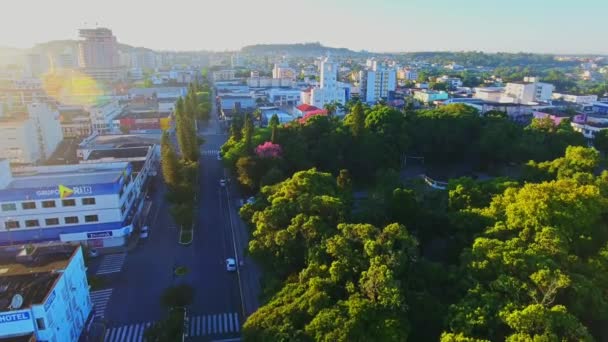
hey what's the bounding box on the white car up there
[140,226,149,239]
[226,258,237,272]
[89,249,99,258]
[220,179,226,187]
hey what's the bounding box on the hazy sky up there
[1,0,606,53]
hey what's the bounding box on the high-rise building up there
[306,56,346,108]
[359,62,396,103]
[77,28,123,81]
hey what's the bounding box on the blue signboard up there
[87,231,113,239]
[0,311,30,323]
[44,290,56,311]
[0,182,122,202]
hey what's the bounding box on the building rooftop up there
[79,133,161,150]
[5,162,128,190]
[87,146,151,160]
[0,333,35,342]
[0,245,78,310]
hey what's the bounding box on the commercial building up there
[58,106,92,138]
[0,78,50,107]
[0,244,92,341]
[113,110,171,133]
[247,77,293,88]
[552,93,598,104]
[0,160,140,247]
[266,88,301,106]
[436,76,463,88]
[77,28,123,82]
[593,102,608,115]
[0,103,63,165]
[213,70,236,82]
[398,68,418,81]
[474,87,505,102]
[89,100,123,133]
[413,90,449,103]
[359,62,397,103]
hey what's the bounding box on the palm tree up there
[324,102,337,117]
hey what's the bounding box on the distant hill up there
[241,42,357,57]
[30,40,154,55]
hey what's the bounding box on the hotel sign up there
[0,311,30,323]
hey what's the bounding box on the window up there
[42,200,56,208]
[45,218,60,226]
[65,216,79,224]
[62,199,76,207]
[25,219,40,228]
[5,220,19,229]
[84,215,98,223]
[36,318,46,330]
[1,203,16,211]
[82,198,96,205]
[22,201,36,210]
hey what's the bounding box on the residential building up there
[89,100,123,133]
[593,102,608,115]
[24,53,50,78]
[218,94,255,116]
[247,77,293,88]
[474,87,505,102]
[359,62,397,103]
[304,56,346,108]
[398,68,418,81]
[0,160,141,246]
[58,106,92,138]
[436,75,463,88]
[266,88,301,106]
[0,78,50,107]
[231,53,243,68]
[571,113,608,139]
[552,93,598,104]
[0,244,92,341]
[212,70,236,82]
[0,103,63,164]
[413,90,449,103]
[503,81,554,104]
[77,28,123,82]
[295,104,328,117]
[272,63,297,81]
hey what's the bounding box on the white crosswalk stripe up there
[201,149,220,156]
[187,312,240,337]
[90,289,113,319]
[96,253,127,275]
[104,322,152,342]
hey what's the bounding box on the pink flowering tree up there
[255,141,282,158]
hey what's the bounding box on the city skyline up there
[1,0,607,54]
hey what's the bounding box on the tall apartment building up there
[0,103,63,164]
[78,28,123,81]
[359,62,396,103]
[306,56,346,108]
[272,62,297,81]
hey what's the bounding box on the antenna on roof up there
[10,294,23,309]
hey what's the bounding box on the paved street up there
[87,88,261,341]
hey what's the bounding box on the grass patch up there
[88,275,107,291]
[179,228,193,245]
[174,266,189,276]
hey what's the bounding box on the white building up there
[213,70,236,82]
[247,77,293,88]
[359,62,397,103]
[0,245,92,341]
[0,160,141,247]
[504,81,554,104]
[0,103,63,164]
[552,93,598,105]
[436,75,463,88]
[266,88,301,106]
[89,100,123,133]
[272,62,297,81]
[474,87,505,102]
[305,56,346,108]
[398,68,418,81]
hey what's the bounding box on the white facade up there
[504,82,554,104]
[359,64,397,103]
[267,88,301,106]
[88,100,123,133]
[0,246,92,342]
[0,161,140,247]
[474,87,505,102]
[436,76,463,88]
[273,63,297,81]
[0,103,63,164]
[247,77,293,88]
[213,70,236,82]
[552,93,598,104]
[306,56,346,107]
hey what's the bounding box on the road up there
[91,88,261,341]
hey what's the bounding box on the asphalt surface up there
[88,88,262,341]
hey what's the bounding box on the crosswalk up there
[201,149,220,156]
[186,312,240,337]
[96,253,127,275]
[90,289,113,319]
[104,322,152,342]
[103,312,240,341]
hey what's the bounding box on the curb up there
[178,227,193,245]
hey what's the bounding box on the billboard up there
[0,310,34,336]
[0,182,122,202]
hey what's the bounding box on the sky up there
[1,0,607,54]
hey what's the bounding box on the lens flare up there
[42,69,105,106]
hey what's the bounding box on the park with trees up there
[220,101,608,341]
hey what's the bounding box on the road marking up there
[187,312,240,337]
[104,321,152,342]
[90,289,113,319]
[201,149,220,156]
[96,253,127,275]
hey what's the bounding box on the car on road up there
[220,179,226,187]
[88,249,99,258]
[140,226,149,239]
[226,258,237,272]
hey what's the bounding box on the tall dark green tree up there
[269,113,279,143]
[242,112,254,152]
[350,101,365,138]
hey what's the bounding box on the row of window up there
[4,215,99,229]
[1,197,96,212]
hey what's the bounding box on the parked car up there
[88,249,99,258]
[140,226,149,239]
[219,179,226,187]
[226,258,237,272]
